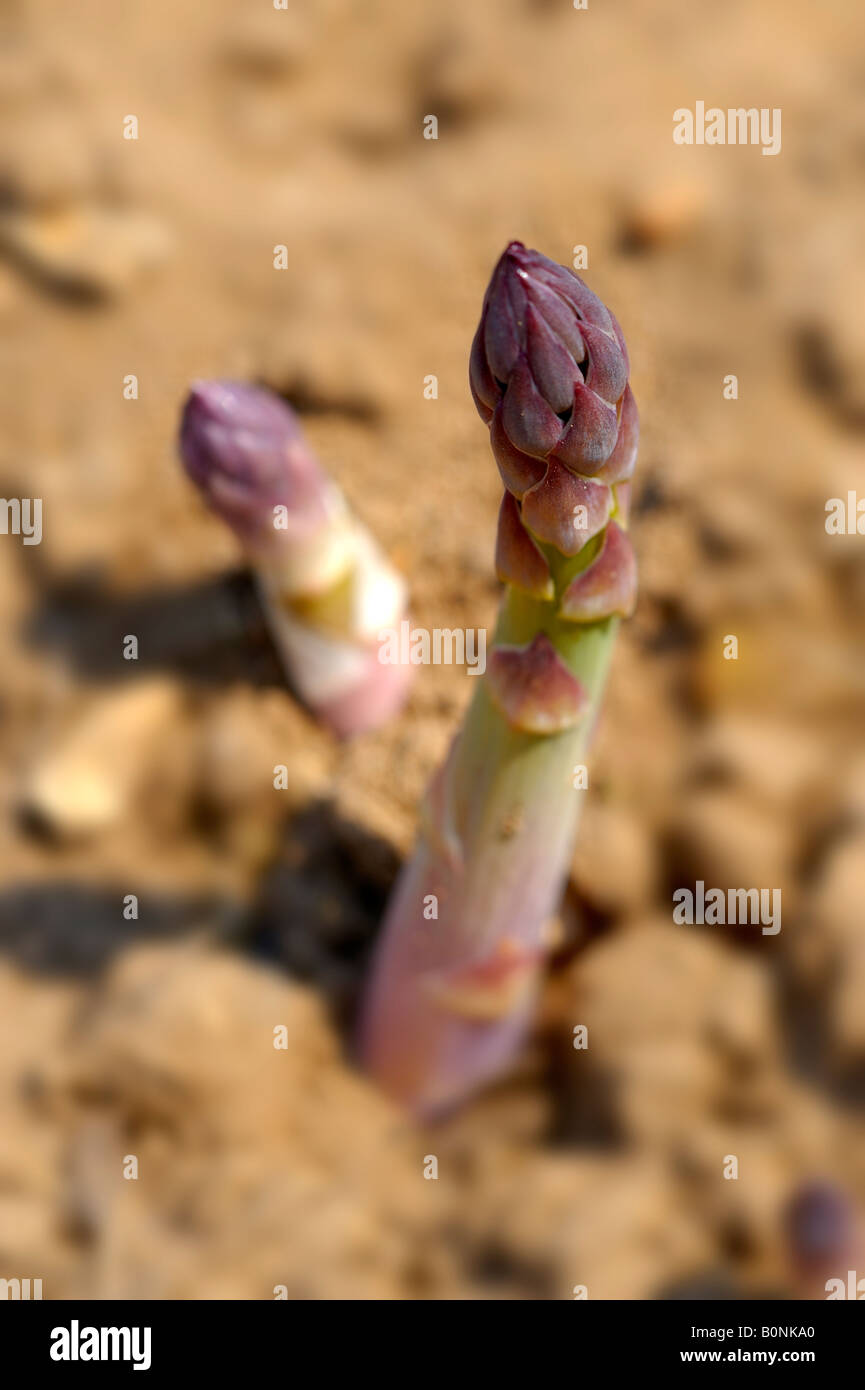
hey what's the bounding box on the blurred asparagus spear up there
[179,380,411,737]
[785,1181,862,1299]
[359,243,638,1115]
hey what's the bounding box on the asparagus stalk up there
[179,380,411,737]
[358,243,639,1115]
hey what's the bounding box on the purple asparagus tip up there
[470,241,634,485]
[179,380,329,552]
[785,1181,858,1280]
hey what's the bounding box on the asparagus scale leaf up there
[359,243,639,1116]
[179,380,412,737]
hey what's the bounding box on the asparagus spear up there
[785,1181,861,1299]
[358,243,638,1115]
[179,380,411,737]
